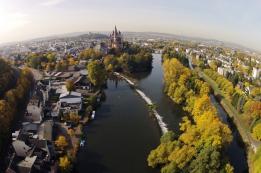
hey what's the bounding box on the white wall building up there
[252,67,260,79]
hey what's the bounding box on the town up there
[0,27,260,173]
[2,26,124,173]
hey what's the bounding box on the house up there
[58,91,82,115]
[17,156,37,173]
[8,120,55,173]
[252,67,260,79]
[12,140,32,157]
[217,67,225,76]
[94,42,108,54]
[25,101,43,123]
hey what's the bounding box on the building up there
[8,120,55,173]
[252,67,260,79]
[217,67,225,76]
[94,42,108,54]
[58,91,82,115]
[109,26,123,50]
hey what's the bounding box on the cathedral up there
[109,26,123,50]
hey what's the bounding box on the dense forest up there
[0,58,34,163]
[147,58,233,173]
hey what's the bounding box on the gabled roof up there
[17,156,37,169]
[59,91,81,99]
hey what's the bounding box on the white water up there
[114,72,168,134]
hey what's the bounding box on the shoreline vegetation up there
[147,53,234,173]
[198,70,261,173]
[0,58,35,171]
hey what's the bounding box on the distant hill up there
[121,32,260,54]
[0,31,260,54]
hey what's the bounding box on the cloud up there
[41,0,65,6]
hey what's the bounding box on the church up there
[109,26,123,50]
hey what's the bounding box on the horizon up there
[0,0,261,51]
[1,29,260,54]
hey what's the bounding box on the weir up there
[114,72,168,134]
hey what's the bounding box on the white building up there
[217,67,225,76]
[252,67,260,79]
[58,91,82,115]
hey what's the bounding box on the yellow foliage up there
[168,145,196,169]
[59,155,71,172]
[55,136,68,151]
[252,123,261,141]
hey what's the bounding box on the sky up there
[0,0,261,50]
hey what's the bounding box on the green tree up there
[160,131,176,143]
[188,147,222,173]
[87,60,107,87]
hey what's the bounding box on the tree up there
[87,60,106,87]
[252,123,261,141]
[252,146,261,173]
[160,131,176,143]
[225,163,234,173]
[243,100,261,120]
[55,136,68,151]
[66,80,74,92]
[79,48,102,60]
[188,146,223,173]
[59,155,72,173]
[69,112,80,124]
[161,161,179,173]
[68,129,75,137]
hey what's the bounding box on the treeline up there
[204,69,234,98]
[0,58,34,159]
[103,44,153,73]
[26,52,57,70]
[26,43,153,74]
[147,58,233,173]
[203,68,261,141]
[162,47,189,67]
[0,59,18,97]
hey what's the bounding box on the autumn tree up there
[69,112,80,124]
[55,136,68,151]
[252,123,261,141]
[59,155,72,173]
[243,100,261,120]
[87,60,107,87]
[65,80,74,92]
[252,146,261,173]
[148,56,233,173]
[79,48,102,60]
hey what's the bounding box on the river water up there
[77,54,247,173]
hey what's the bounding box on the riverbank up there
[199,70,260,152]
[114,72,168,134]
[198,70,261,172]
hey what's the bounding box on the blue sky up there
[0,0,261,50]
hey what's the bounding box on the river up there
[77,53,247,173]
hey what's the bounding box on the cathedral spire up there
[114,25,118,34]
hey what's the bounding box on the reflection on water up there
[77,79,160,173]
[77,53,247,173]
